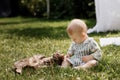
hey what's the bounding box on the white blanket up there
[100,37,120,46]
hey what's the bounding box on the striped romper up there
[67,37,102,67]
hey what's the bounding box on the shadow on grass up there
[3,27,120,40]
[0,18,70,39]
[0,18,69,25]
[88,31,120,37]
[0,18,38,25]
[1,17,120,39]
[6,26,69,39]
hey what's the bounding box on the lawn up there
[0,17,120,80]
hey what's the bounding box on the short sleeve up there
[89,39,102,61]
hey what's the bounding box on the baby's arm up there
[65,53,72,58]
[66,42,74,58]
[89,39,102,61]
[82,55,94,63]
[82,39,102,62]
[62,43,74,67]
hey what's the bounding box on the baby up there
[62,19,102,69]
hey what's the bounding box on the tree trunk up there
[0,0,11,17]
[46,0,50,19]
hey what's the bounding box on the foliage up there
[0,17,120,80]
[19,0,46,17]
[11,0,95,18]
[49,0,95,19]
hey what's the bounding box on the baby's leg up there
[61,58,71,68]
[75,60,97,69]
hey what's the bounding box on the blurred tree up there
[74,0,95,18]
[46,0,50,19]
[19,0,46,17]
[0,0,11,17]
[10,0,21,16]
[7,0,95,19]
[49,0,95,19]
[50,0,74,19]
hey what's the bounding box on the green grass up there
[0,17,120,80]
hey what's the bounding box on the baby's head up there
[67,19,88,43]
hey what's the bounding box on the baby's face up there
[69,33,83,44]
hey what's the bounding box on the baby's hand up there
[65,54,71,58]
[82,55,93,63]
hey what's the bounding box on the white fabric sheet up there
[87,0,120,33]
[100,37,120,46]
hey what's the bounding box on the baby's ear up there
[82,32,86,36]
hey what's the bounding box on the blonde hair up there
[67,19,87,35]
